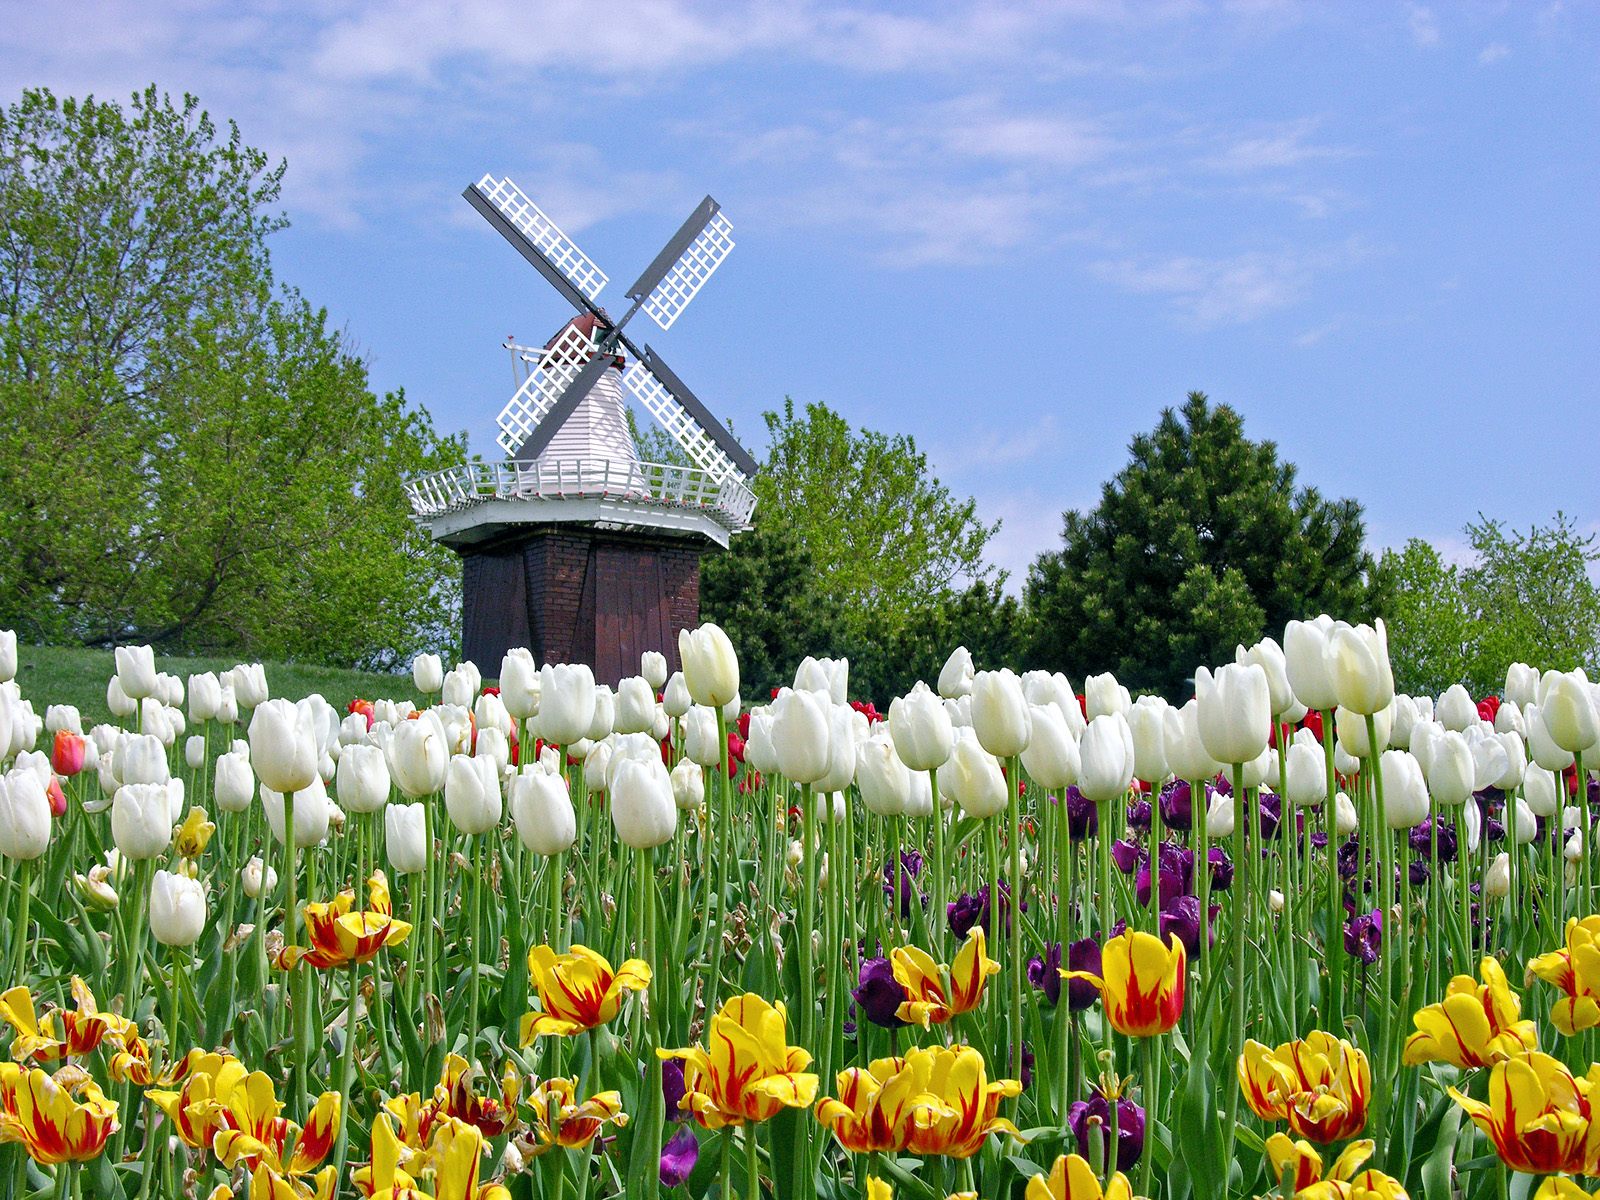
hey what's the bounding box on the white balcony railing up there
[405,458,757,533]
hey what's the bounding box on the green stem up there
[1221,763,1248,1156]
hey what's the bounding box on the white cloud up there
[1408,5,1441,47]
[1478,42,1511,65]
[1200,118,1356,173]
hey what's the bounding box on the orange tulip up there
[1238,1032,1370,1143]
[0,1062,119,1163]
[520,944,651,1041]
[1062,930,1186,1037]
[890,927,999,1028]
[278,872,412,970]
[658,993,818,1129]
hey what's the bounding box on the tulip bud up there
[1484,852,1511,899]
[249,699,318,795]
[671,758,705,811]
[510,769,577,855]
[1333,790,1359,837]
[184,735,206,772]
[1537,671,1600,754]
[940,732,1007,819]
[1196,663,1271,766]
[214,749,255,814]
[1324,620,1394,716]
[614,677,656,735]
[112,782,174,860]
[1021,702,1079,790]
[971,669,1031,758]
[611,758,676,849]
[1379,750,1428,828]
[640,650,669,690]
[537,663,596,746]
[1284,616,1340,712]
[413,653,445,695]
[262,776,331,848]
[445,753,502,836]
[661,672,691,719]
[682,706,722,767]
[1162,700,1220,783]
[770,688,832,785]
[0,770,51,860]
[888,682,955,772]
[679,623,739,708]
[1268,889,1286,914]
[856,729,912,817]
[150,869,207,946]
[385,803,429,873]
[1078,713,1136,803]
[241,855,278,898]
[937,646,975,700]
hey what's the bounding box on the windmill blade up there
[465,176,610,318]
[623,345,758,479]
[496,323,605,456]
[507,352,617,463]
[629,198,734,332]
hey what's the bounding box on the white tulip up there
[1162,700,1221,783]
[1021,703,1080,790]
[1389,695,1421,749]
[1436,685,1477,732]
[1196,663,1271,766]
[1325,620,1394,716]
[938,646,975,699]
[1494,732,1526,791]
[971,669,1031,759]
[388,718,448,797]
[683,706,722,767]
[1335,704,1392,759]
[1538,671,1600,754]
[1205,792,1234,837]
[188,673,222,723]
[888,682,955,772]
[1504,662,1540,708]
[744,707,779,775]
[511,769,577,854]
[1524,767,1561,817]
[262,776,331,849]
[117,733,169,786]
[856,730,912,817]
[385,803,429,873]
[184,735,205,772]
[336,744,390,813]
[1127,695,1169,784]
[611,758,676,849]
[241,855,278,899]
[678,623,739,708]
[230,663,269,710]
[1334,790,1360,837]
[44,704,82,736]
[1284,616,1340,712]
[1077,713,1136,804]
[671,759,705,811]
[1283,733,1329,808]
[1495,701,1526,736]
[1380,750,1429,828]
[499,648,540,720]
[940,733,1007,819]
[115,645,158,701]
[0,631,13,684]
[249,699,318,795]
[814,705,859,795]
[1426,732,1475,807]
[0,770,51,860]
[1525,704,1576,772]
[445,753,502,835]
[641,651,669,690]
[615,677,656,735]
[794,656,848,705]
[150,870,206,947]
[1484,852,1511,899]
[770,688,832,785]
[1510,798,1538,845]
[663,673,691,719]
[412,653,444,695]
[214,749,255,814]
[1084,673,1131,720]
[112,782,174,860]
[1237,637,1294,717]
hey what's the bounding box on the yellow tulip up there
[1534,1178,1596,1200]
[175,805,218,859]
[817,1052,934,1153]
[351,1114,426,1199]
[903,1044,1021,1159]
[1238,1032,1370,1143]
[1403,957,1538,1068]
[1527,917,1600,1036]
[866,1175,978,1200]
[890,927,999,1028]
[1449,1050,1600,1175]
[1025,1152,1135,1200]
[147,1053,243,1150]
[1265,1134,1379,1194]
[1062,930,1186,1038]
[520,944,651,1041]
[432,1117,513,1200]
[658,993,818,1129]
[0,1062,120,1163]
[278,872,412,970]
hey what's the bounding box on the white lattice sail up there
[640,211,734,331]
[495,323,596,456]
[622,361,746,482]
[475,175,609,302]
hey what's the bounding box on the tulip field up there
[4,624,1600,1200]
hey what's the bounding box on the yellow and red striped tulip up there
[1449,1051,1600,1175]
[1024,1152,1135,1200]
[817,1050,937,1153]
[890,927,998,1028]
[277,872,412,971]
[0,978,136,1064]
[522,1077,627,1153]
[520,944,651,1040]
[1527,917,1600,1037]
[658,993,818,1129]
[1403,957,1538,1068]
[148,1053,243,1150]
[0,1062,119,1163]
[352,1113,425,1199]
[1265,1134,1379,1194]
[1063,930,1186,1038]
[1238,1032,1371,1143]
[902,1045,1020,1159]
[208,1068,342,1182]
[431,1117,513,1200]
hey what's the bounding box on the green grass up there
[12,643,418,728]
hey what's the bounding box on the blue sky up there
[4,0,1597,582]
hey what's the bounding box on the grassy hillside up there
[10,643,419,728]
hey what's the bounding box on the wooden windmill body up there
[407,177,757,683]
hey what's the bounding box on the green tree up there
[1025,392,1375,697]
[0,86,462,668]
[1375,513,1600,695]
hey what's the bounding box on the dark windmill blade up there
[464,177,611,323]
[630,343,758,478]
[509,352,617,462]
[623,197,735,333]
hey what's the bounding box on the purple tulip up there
[946,881,1025,939]
[1159,780,1194,831]
[660,1126,700,1187]
[662,1058,688,1120]
[882,850,925,918]
[1027,942,1063,1007]
[1257,792,1283,840]
[852,956,908,1029]
[1159,895,1218,953]
[1068,1089,1146,1171]
[1409,819,1458,863]
[1207,846,1234,892]
[1065,938,1103,1011]
[1408,859,1430,888]
[1126,798,1153,831]
[1344,908,1382,964]
[1065,786,1099,840]
[1111,839,1142,874]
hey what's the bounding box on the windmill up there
[407,175,758,683]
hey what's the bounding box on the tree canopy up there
[0,86,462,668]
[1375,514,1600,696]
[1025,392,1376,697]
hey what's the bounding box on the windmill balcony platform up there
[406,457,757,549]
